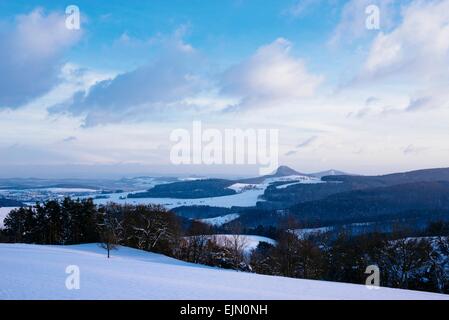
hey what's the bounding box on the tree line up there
[250,221,449,294]
[1,199,448,294]
[0,198,251,270]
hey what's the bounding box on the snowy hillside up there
[0,244,448,300]
[192,234,276,254]
[200,214,240,226]
[90,174,323,209]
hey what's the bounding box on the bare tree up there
[223,222,248,269]
[429,236,449,293]
[98,210,121,258]
[380,237,432,288]
[182,221,212,263]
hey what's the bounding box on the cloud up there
[363,0,449,78]
[352,0,449,113]
[285,150,297,157]
[365,96,380,106]
[330,0,396,46]
[405,90,449,112]
[347,107,372,119]
[403,144,427,155]
[62,37,323,125]
[221,38,323,108]
[62,136,77,143]
[62,29,207,126]
[285,0,324,17]
[296,136,318,148]
[0,9,82,108]
[406,96,433,112]
[285,136,318,157]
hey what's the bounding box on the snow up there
[200,214,240,226]
[227,183,261,193]
[274,176,324,189]
[292,227,334,239]
[265,175,322,184]
[91,188,266,209]
[0,243,447,300]
[42,188,97,193]
[292,223,376,239]
[0,207,19,228]
[207,234,276,253]
[88,175,325,210]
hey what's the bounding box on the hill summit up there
[273,166,303,177]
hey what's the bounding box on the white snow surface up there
[205,234,276,253]
[200,214,240,226]
[92,188,265,209]
[91,175,323,209]
[265,175,322,185]
[227,183,261,193]
[0,243,447,300]
[292,227,334,239]
[42,188,98,193]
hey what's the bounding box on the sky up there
[1,0,449,178]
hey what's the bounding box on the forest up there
[1,198,448,294]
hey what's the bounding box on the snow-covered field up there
[292,227,334,239]
[265,174,322,185]
[271,175,324,189]
[227,183,261,193]
[41,188,98,193]
[0,244,447,300]
[0,207,19,228]
[91,188,266,209]
[90,174,323,209]
[200,214,240,226]
[292,223,376,239]
[198,234,276,254]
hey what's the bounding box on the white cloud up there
[330,0,396,46]
[403,144,427,155]
[221,38,323,106]
[285,0,324,17]
[60,37,323,125]
[0,9,82,108]
[363,0,449,78]
[355,0,449,113]
[62,29,207,126]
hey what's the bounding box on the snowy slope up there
[195,234,276,254]
[200,214,240,226]
[292,227,334,239]
[91,188,265,209]
[0,244,448,300]
[89,174,322,209]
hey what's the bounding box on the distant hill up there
[289,181,449,224]
[272,165,304,177]
[128,179,236,199]
[323,167,449,188]
[0,198,23,207]
[128,166,309,199]
[237,165,308,184]
[311,169,349,178]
